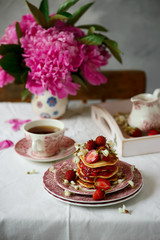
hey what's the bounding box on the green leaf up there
[16,22,23,44]
[25,0,48,28]
[67,2,94,26]
[0,52,25,80]
[57,0,79,14]
[76,24,108,32]
[79,33,105,45]
[21,88,30,101]
[103,38,122,63]
[49,13,71,27]
[39,0,49,22]
[0,44,22,56]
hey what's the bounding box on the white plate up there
[15,136,75,162]
[43,159,143,206]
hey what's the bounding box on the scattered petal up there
[0,140,14,150]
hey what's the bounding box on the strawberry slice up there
[93,189,104,200]
[85,150,99,163]
[95,178,111,190]
[148,129,159,136]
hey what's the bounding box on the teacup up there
[24,119,65,157]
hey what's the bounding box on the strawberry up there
[148,129,159,136]
[92,189,105,200]
[129,128,142,137]
[95,136,106,146]
[101,154,110,162]
[65,170,76,182]
[95,178,111,190]
[86,140,97,150]
[85,150,99,163]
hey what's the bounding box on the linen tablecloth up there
[0,101,160,240]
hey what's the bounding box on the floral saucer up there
[54,159,134,195]
[15,136,75,162]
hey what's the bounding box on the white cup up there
[24,119,65,157]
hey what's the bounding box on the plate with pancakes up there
[43,136,143,207]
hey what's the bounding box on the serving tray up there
[91,99,160,157]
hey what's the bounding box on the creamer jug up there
[128,88,160,132]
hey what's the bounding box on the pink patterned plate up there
[43,159,143,204]
[15,136,75,162]
[54,159,134,195]
[44,183,143,207]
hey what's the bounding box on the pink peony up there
[21,22,85,98]
[81,45,111,85]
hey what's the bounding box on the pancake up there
[77,178,95,189]
[80,154,119,168]
[78,164,119,179]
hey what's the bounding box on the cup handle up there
[153,88,160,98]
[32,139,44,153]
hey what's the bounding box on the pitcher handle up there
[153,88,160,98]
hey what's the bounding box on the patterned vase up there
[31,91,68,119]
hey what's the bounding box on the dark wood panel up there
[0,70,146,102]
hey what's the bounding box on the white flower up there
[101,149,109,157]
[64,179,69,184]
[64,189,71,197]
[49,166,55,173]
[108,140,116,152]
[128,180,135,188]
[27,169,38,174]
[117,178,125,184]
[131,165,135,173]
[74,185,79,190]
[73,156,80,164]
[70,181,75,185]
[118,205,130,214]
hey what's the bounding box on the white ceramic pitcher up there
[128,88,160,132]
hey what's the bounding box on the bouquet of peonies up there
[0,0,122,99]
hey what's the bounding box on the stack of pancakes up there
[76,152,119,189]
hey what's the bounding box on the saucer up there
[15,136,75,162]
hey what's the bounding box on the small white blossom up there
[118,205,130,214]
[64,189,71,197]
[131,165,135,173]
[74,185,79,190]
[73,156,80,164]
[128,180,135,188]
[70,181,75,185]
[101,149,109,157]
[49,166,55,173]
[27,169,38,174]
[117,178,125,184]
[64,179,69,184]
[108,140,116,152]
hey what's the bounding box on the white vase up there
[31,91,68,119]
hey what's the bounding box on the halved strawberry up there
[85,150,99,163]
[148,129,159,136]
[93,189,105,200]
[95,178,111,190]
[65,170,76,182]
[95,136,106,146]
[86,140,97,150]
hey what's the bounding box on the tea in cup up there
[24,119,65,157]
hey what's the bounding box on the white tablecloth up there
[0,101,160,240]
